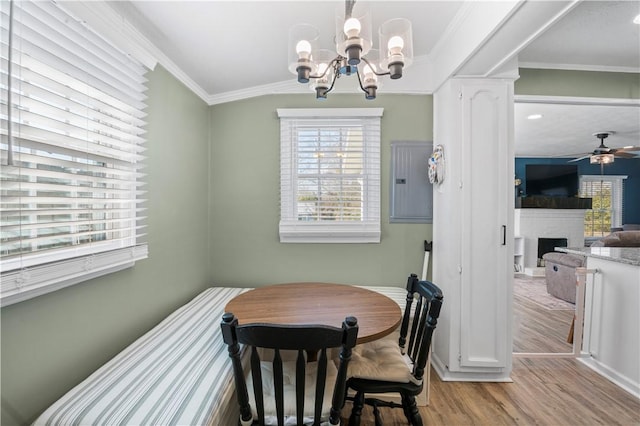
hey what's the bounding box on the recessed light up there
[527,114,543,120]
[634,14,640,25]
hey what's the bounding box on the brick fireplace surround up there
[514,208,587,276]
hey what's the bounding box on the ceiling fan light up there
[590,153,614,164]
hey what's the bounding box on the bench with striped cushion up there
[34,285,408,425]
[34,287,251,426]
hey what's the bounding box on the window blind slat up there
[0,135,146,169]
[1,59,147,124]
[5,91,145,145]
[7,2,147,82]
[1,124,146,162]
[7,3,147,93]
[6,3,147,103]
[3,106,145,153]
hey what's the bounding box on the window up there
[1,0,147,305]
[580,175,627,237]
[277,108,382,243]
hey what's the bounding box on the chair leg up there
[401,393,423,426]
[371,402,383,426]
[348,392,365,426]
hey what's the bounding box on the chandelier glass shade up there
[288,1,413,100]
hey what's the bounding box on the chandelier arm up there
[355,67,368,94]
[308,57,343,79]
[322,60,342,95]
[360,56,391,77]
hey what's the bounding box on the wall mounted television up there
[525,164,579,197]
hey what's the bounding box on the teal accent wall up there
[0,65,211,425]
[515,157,640,224]
[208,94,433,286]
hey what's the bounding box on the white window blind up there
[277,108,382,243]
[1,0,148,306]
[580,175,627,237]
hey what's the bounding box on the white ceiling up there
[106,0,640,158]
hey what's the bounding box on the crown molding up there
[518,62,640,74]
[514,95,640,107]
[62,1,211,103]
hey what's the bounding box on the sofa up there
[543,252,585,304]
[543,230,640,304]
[590,230,640,247]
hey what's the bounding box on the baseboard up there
[431,353,513,382]
[578,357,640,399]
[524,267,545,277]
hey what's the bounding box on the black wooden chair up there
[221,313,359,426]
[346,274,443,426]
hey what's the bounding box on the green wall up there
[516,68,640,98]
[0,66,211,425]
[208,94,433,287]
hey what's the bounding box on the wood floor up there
[512,277,574,354]
[340,278,640,425]
[342,358,640,425]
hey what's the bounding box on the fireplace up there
[514,209,587,275]
[537,237,567,266]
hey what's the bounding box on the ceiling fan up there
[569,131,640,164]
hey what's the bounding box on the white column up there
[431,77,514,382]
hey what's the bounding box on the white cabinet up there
[582,255,640,397]
[432,78,514,381]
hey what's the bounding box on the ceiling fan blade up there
[568,154,591,162]
[613,151,637,158]
[614,146,640,153]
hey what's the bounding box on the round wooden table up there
[225,282,402,344]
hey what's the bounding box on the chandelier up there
[288,0,413,100]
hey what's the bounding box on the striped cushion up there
[34,287,251,426]
[246,360,338,425]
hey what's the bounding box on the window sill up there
[279,222,381,243]
[0,245,148,307]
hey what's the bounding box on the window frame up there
[580,174,627,237]
[1,0,148,306]
[277,108,383,243]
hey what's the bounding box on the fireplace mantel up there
[516,196,592,209]
[514,209,587,275]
